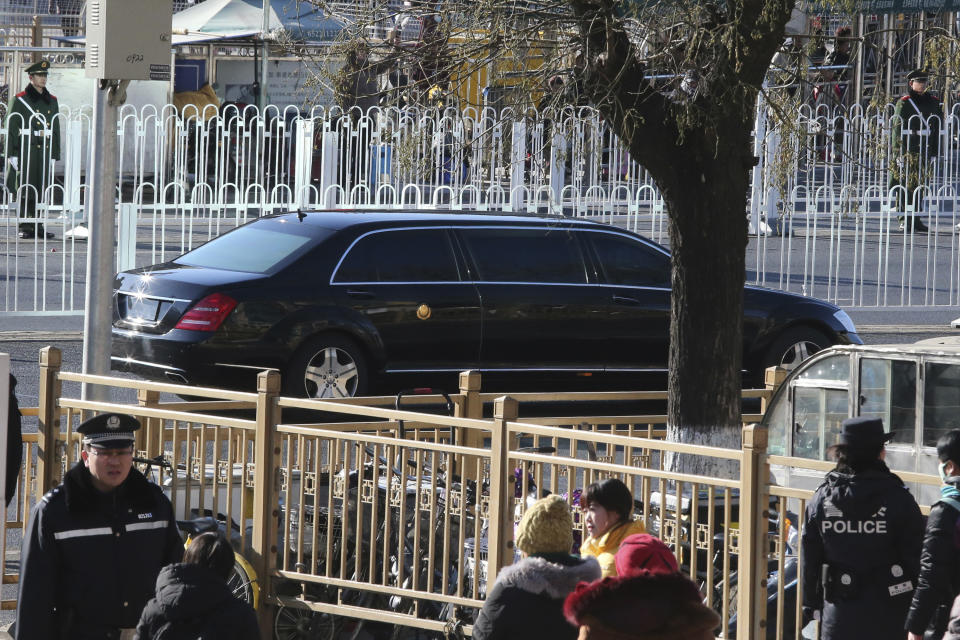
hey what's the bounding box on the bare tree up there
[290,0,867,473]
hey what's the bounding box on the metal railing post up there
[251,369,281,639]
[762,366,787,416]
[137,388,161,459]
[37,346,62,497]
[31,16,42,58]
[738,423,770,640]
[487,395,517,582]
[457,370,483,478]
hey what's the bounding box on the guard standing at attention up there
[890,69,943,234]
[801,417,924,640]
[6,59,61,239]
[14,413,182,640]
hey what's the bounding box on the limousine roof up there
[274,209,621,231]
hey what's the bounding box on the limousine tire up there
[763,327,830,374]
[284,334,369,399]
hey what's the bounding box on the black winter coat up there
[471,554,601,640]
[802,463,924,640]
[135,563,260,640]
[5,372,22,506]
[905,481,960,639]
[15,464,183,640]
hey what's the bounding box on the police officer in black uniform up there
[801,417,924,640]
[14,413,182,640]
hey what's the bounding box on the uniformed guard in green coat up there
[889,69,943,234]
[6,59,61,239]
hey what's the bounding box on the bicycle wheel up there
[274,605,337,640]
[228,551,260,610]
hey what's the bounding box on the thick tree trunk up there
[566,0,793,476]
[658,123,752,476]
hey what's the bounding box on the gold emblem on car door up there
[416,304,431,320]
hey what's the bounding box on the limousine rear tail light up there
[175,293,237,332]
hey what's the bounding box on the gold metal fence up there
[10,346,921,640]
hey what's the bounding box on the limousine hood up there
[744,285,859,337]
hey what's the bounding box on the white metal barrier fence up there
[3,103,959,314]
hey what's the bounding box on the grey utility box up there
[85,0,173,81]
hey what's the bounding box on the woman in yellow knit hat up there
[472,495,600,640]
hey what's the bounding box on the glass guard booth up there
[761,341,960,504]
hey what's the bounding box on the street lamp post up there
[260,0,270,111]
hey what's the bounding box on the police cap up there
[838,416,894,448]
[25,60,50,75]
[907,69,929,82]
[76,412,140,448]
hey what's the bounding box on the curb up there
[856,325,958,334]
[0,331,83,342]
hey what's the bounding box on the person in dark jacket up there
[5,372,22,506]
[943,590,960,640]
[801,416,924,640]
[15,413,183,640]
[906,429,960,640]
[135,532,259,640]
[472,494,601,640]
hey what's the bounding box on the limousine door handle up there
[346,289,375,299]
[612,295,640,305]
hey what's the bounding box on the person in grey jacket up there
[472,495,601,640]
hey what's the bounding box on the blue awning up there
[172,0,347,44]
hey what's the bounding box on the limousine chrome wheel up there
[285,335,368,398]
[766,327,830,373]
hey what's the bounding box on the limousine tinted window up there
[460,228,588,283]
[334,229,460,283]
[588,232,670,287]
[175,224,321,274]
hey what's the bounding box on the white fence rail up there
[3,103,960,314]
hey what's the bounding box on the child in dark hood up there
[472,495,601,640]
[906,429,960,640]
[801,417,924,640]
[135,532,259,640]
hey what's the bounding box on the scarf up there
[941,482,960,502]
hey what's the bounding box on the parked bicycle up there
[275,389,471,640]
[135,455,261,608]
